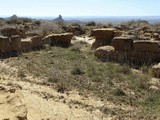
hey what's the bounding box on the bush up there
[48,76,59,83]
[86,21,96,26]
[34,20,41,26]
[113,87,126,96]
[18,70,26,78]
[71,66,85,75]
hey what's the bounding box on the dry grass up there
[5,42,160,118]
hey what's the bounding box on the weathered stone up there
[92,40,110,50]
[62,25,85,36]
[0,36,11,54]
[152,64,160,78]
[31,36,43,49]
[91,28,116,49]
[133,40,160,52]
[144,33,151,37]
[152,33,159,39]
[21,38,32,52]
[111,37,133,51]
[42,33,73,47]
[94,46,115,61]
[10,35,22,55]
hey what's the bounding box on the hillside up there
[0,17,160,119]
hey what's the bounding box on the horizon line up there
[1,15,160,18]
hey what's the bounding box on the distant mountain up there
[53,15,64,22]
[9,15,18,19]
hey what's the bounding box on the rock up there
[144,33,151,37]
[133,40,160,52]
[62,25,85,36]
[94,46,115,61]
[152,33,159,39]
[0,92,28,120]
[92,40,110,50]
[42,33,73,47]
[152,64,160,78]
[0,36,11,54]
[21,38,33,52]
[91,28,116,49]
[10,35,22,56]
[114,30,123,37]
[111,37,133,51]
[149,85,159,91]
[9,14,18,20]
[31,36,43,50]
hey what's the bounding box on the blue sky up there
[0,0,160,16]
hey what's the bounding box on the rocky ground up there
[0,55,135,120]
[0,16,160,120]
[0,37,143,120]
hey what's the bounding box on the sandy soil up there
[0,37,136,120]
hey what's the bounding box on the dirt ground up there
[0,47,136,120]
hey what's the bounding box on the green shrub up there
[18,70,26,78]
[113,87,126,96]
[71,66,85,75]
[47,76,59,83]
[86,21,96,26]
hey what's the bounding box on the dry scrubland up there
[0,16,160,119]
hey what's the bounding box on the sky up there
[0,0,160,17]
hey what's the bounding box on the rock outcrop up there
[10,35,22,55]
[111,37,133,51]
[54,15,64,22]
[0,36,11,55]
[21,38,33,52]
[152,64,160,78]
[31,36,43,50]
[0,86,27,120]
[133,40,160,52]
[95,36,160,66]
[42,33,73,47]
[91,28,116,49]
[62,25,85,36]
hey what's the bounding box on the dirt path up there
[73,36,95,45]
[0,59,135,120]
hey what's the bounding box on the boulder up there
[152,33,159,40]
[0,36,11,54]
[114,30,123,37]
[144,33,151,37]
[152,64,160,78]
[31,36,43,49]
[130,51,160,66]
[92,40,110,50]
[62,25,85,36]
[21,38,32,52]
[91,28,116,49]
[94,46,115,61]
[42,33,73,47]
[133,40,160,52]
[111,37,133,51]
[10,35,22,55]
